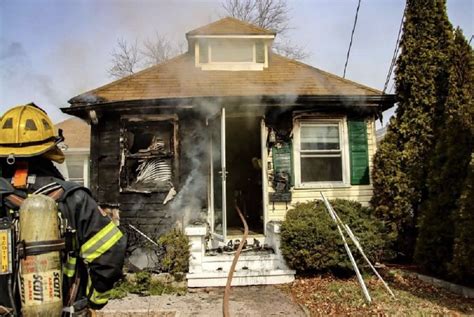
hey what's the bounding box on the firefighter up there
[0,103,126,316]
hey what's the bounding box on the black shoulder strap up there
[2,177,90,209]
[1,177,26,210]
[0,177,14,196]
[52,178,90,202]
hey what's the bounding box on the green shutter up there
[348,120,370,185]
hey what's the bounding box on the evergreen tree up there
[450,155,474,284]
[415,28,473,276]
[371,0,453,259]
[449,29,474,283]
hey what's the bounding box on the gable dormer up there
[186,17,276,71]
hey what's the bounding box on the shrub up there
[158,228,190,275]
[280,199,386,273]
[109,271,187,299]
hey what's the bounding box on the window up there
[119,117,177,193]
[196,39,267,71]
[66,158,86,186]
[211,40,253,62]
[294,119,348,186]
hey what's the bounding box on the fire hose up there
[223,202,248,317]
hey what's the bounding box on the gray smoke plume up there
[168,113,210,228]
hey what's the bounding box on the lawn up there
[279,269,474,316]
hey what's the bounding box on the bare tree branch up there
[254,0,289,34]
[223,0,257,27]
[222,0,309,60]
[109,34,184,79]
[273,39,310,61]
[109,0,310,78]
[141,33,183,68]
[108,38,140,79]
[222,0,289,34]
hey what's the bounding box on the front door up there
[210,108,264,239]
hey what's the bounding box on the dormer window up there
[186,17,276,71]
[212,40,254,62]
[195,38,269,71]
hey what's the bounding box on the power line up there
[382,2,407,94]
[343,0,362,79]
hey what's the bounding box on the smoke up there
[0,41,26,60]
[168,112,210,227]
[0,39,65,120]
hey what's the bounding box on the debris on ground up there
[279,269,474,316]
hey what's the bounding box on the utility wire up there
[382,2,407,94]
[343,0,362,78]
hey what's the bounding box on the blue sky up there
[1,0,472,125]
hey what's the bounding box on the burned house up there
[62,17,395,287]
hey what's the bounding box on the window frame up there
[293,117,350,188]
[119,115,178,193]
[64,155,89,187]
[195,38,269,71]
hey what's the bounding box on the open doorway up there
[225,116,264,235]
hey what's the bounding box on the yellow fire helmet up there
[0,103,64,162]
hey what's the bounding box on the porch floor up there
[226,227,263,236]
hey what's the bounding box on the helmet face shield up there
[0,103,62,159]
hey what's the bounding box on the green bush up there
[109,271,187,299]
[158,228,190,275]
[280,199,386,273]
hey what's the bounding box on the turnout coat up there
[0,173,126,312]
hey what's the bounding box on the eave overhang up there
[62,94,395,120]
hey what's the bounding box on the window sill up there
[198,62,264,71]
[293,183,351,190]
[120,185,172,194]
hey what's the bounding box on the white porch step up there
[187,269,295,287]
[185,222,294,288]
[200,253,288,272]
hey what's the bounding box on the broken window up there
[120,117,178,193]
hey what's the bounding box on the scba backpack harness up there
[0,177,84,316]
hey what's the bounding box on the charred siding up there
[90,112,208,239]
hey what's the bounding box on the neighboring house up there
[62,17,395,287]
[55,118,91,187]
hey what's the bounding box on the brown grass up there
[279,269,474,316]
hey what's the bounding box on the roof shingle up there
[70,53,381,105]
[186,17,275,36]
[55,118,90,149]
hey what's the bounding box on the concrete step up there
[187,269,296,287]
